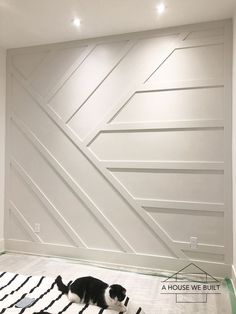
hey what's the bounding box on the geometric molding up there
[146,44,224,85]
[145,35,224,83]
[49,40,136,123]
[84,78,225,147]
[10,158,87,248]
[89,129,224,162]
[11,114,134,254]
[10,73,186,259]
[148,210,224,247]
[111,87,224,125]
[6,20,232,273]
[67,32,191,140]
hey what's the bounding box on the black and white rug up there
[0,272,144,314]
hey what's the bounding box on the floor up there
[0,253,232,314]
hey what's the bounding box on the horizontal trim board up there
[111,169,223,175]
[144,207,223,218]
[136,198,224,212]
[182,251,224,263]
[141,79,224,93]
[103,161,224,171]
[105,120,224,131]
[5,239,231,278]
[174,241,224,254]
[177,36,224,49]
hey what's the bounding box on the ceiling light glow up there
[156,3,166,14]
[72,18,81,27]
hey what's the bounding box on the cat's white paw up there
[108,305,127,312]
[116,305,127,312]
[120,305,127,313]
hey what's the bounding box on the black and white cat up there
[55,275,127,312]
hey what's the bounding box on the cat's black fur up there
[55,275,126,311]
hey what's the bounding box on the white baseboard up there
[0,239,5,252]
[5,239,231,278]
[231,265,236,293]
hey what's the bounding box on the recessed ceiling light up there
[72,18,81,27]
[156,3,166,14]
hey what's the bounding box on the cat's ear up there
[110,284,116,288]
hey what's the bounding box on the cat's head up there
[109,284,126,302]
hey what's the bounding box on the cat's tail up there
[55,275,69,294]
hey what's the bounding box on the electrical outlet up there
[34,223,40,233]
[190,236,198,249]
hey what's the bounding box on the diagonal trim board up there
[10,113,135,254]
[10,158,87,248]
[143,35,224,84]
[10,68,186,259]
[65,39,138,124]
[9,201,43,243]
[83,33,224,146]
[64,31,225,126]
[42,44,97,102]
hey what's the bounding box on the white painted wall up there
[0,48,6,251]
[5,20,232,276]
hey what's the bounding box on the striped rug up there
[0,272,145,314]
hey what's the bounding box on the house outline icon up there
[161,263,220,303]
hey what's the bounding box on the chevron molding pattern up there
[5,20,232,276]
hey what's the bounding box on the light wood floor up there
[0,252,232,314]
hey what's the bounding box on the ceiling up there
[0,0,235,49]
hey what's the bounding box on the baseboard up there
[0,239,5,252]
[5,239,231,278]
